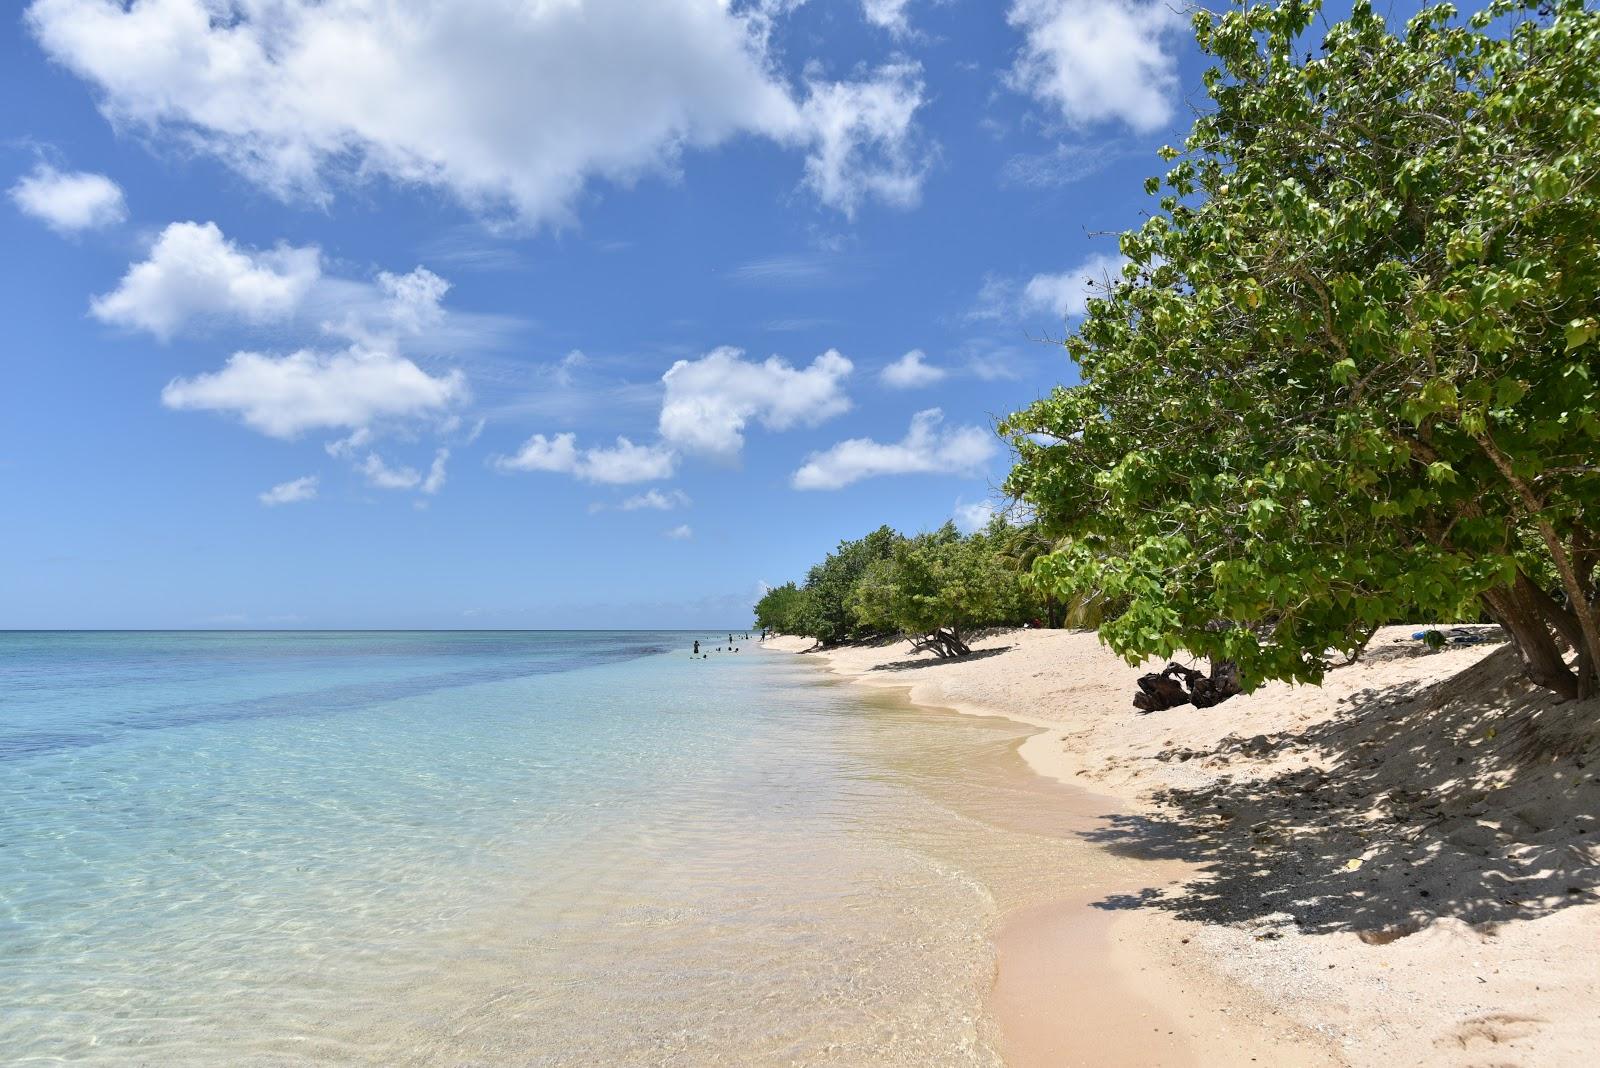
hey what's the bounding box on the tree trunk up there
[1476,435,1600,698]
[1482,582,1581,700]
[940,628,972,657]
[908,629,972,658]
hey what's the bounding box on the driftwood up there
[1133,660,1242,713]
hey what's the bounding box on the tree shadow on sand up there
[866,647,1013,673]
[1082,645,1600,939]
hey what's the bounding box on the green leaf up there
[1566,319,1597,351]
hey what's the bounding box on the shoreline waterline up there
[4,629,1165,1065]
[756,637,1342,1067]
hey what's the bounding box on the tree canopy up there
[793,526,901,645]
[753,520,1044,654]
[753,582,808,636]
[1002,0,1600,698]
[849,522,1035,657]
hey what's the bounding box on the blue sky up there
[3,0,1219,628]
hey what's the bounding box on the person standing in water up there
[693,640,700,655]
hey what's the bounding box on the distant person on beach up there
[693,640,700,655]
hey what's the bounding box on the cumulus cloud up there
[320,265,450,348]
[162,345,466,438]
[582,438,674,484]
[494,433,676,485]
[792,408,998,490]
[879,348,946,389]
[953,499,997,533]
[660,346,853,461]
[421,448,449,494]
[91,221,320,339]
[357,452,418,490]
[972,252,1128,323]
[1006,0,1186,133]
[258,475,317,506]
[27,0,928,225]
[495,433,578,474]
[621,488,692,511]
[1021,253,1129,318]
[664,524,694,540]
[798,63,929,216]
[9,163,125,232]
[863,0,913,35]
[353,447,449,493]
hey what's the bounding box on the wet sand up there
[763,627,1600,1067]
[762,638,1341,1066]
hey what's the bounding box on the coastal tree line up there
[761,0,1600,706]
[753,520,1086,658]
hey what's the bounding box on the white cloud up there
[583,438,674,484]
[726,253,838,288]
[312,266,526,362]
[953,499,997,533]
[258,475,317,506]
[621,488,692,511]
[494,433,676,485]
[971,252,1128,323]
[968,274,1016,323]
[28,0,928,226]
[863,0,913,35]
[320,265,449,348]
[553,350,586,388]
[162,345,465,438]
[495,433,578,474]
[664,523,694,540]
[9,163,125,232]
[1006,0,1186,133]
[659,346,853,461]
[91,221,320,339]
[357,452,420,490]
[1021,253,1129,318]
[353,446,448,493]
[1000,141,1126,188]
[324,427,373,459]
[879,348,946,389]
[792,408,998,490]
[798,62,929,216]
[421,448,449,494]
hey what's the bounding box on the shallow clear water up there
[0,632,1096,1066]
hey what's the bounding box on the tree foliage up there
[756,519,1045,653]
[795,526,902,644]
[753,582,809,635]
[847,524,1026,656]
[1002,0,1600,698]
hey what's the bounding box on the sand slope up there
[764,627,1600,1066]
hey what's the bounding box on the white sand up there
[763,627,1600,1067]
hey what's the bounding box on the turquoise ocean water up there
[0,632,1089,1066]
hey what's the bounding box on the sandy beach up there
[763,627,1600,1067]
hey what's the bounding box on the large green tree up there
[797,526,902,645]
[753,582,809,635]
[1002,0,1600,698]
[849,523,1032,657]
